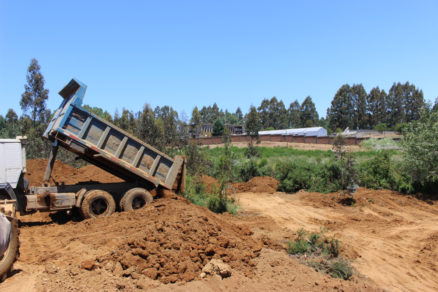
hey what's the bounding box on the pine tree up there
[288,100,301,128]
[136,104,164,150]
[402,82,425,123]
[245,106,260,138]
[20,58,51,157]
[327,84,354,131]
[257,99,270,129]
[352,84,367,129]
[387,82,405,127]
[300,96,319,127]
[235,107,243,123]
[190,106,201,137]
[212,118,224,136]
[5,108,19,138]
[367,87,387,128]
[20,59,49,126]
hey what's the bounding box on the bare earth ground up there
[234,189,438,292]
[1,159,436,291]
[204,141,361,151]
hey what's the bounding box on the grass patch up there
[182,175,239,214]
[287,228,354,280]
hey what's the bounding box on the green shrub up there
[329,260,353,280]
[207,193,227,213]
[287,239,310,255]
[357,151,413,192]
[275,159,342,193]
[239,159,261,182]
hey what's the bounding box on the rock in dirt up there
[81,259,96,271]
[200,259,232,279]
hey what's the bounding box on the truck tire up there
[80,190,116,219]
[0,218,19,282]
[120,188,153,211]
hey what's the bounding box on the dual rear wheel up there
[80,188,153,219]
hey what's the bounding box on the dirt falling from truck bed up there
[25,159,123,186]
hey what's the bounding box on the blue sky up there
[1,0,437,120]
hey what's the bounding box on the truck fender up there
[75,188,87,208]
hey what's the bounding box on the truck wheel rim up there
[91,198,108,215]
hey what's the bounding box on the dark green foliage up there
[212,118,224,136]
[82,105,113,121]
[136,104,164,150]
[402,110,438,194]
[114,108,136,134]
[300,96,319,127]
[387,82,425,128]
[367,87,387,127]
[190,106,201,137]
[288,100,301,128]
[327,84,355,131]
[20,59,49,126]
[357,151,412,192]
[329,260,353,280]
[19,59,52,158]
[275,159,342,193]
[183,176,238,215]
[352,84,368,129]
[287,228,340,258]
[184,142,213,176]
[373,123,387,132]
[257,97,288,130]
[245,106,260,138]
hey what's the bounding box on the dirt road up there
[234,189,438,292]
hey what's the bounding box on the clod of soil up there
[232,176,279,194]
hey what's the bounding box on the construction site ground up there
[1,159,437,291]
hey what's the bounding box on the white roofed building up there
[258,127,327,137]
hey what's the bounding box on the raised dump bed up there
[43,79,185,192]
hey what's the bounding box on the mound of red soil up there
[99,195,262,283]
[232,176,279,194]
[25,159,123,186]
[19,194,262,285]
[199,175,220,193]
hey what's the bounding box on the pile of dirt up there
[18,194,262,286]
[199,175,220,193]
[25,159,123,186]
[98,195,262,283]
[232,176,279,194]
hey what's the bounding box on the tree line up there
[0,59,434,158]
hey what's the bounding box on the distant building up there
[189,123,245,137]
[259,127,328,137]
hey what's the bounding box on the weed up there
[329,259,353,280]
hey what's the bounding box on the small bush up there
[329,260,353,280]
[287,239,310,255]
[207,193,227,213]
[287,229,340,258]
[357,151,412,192]
[328,239,340,258]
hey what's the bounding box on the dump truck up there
[0,78,186,279]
